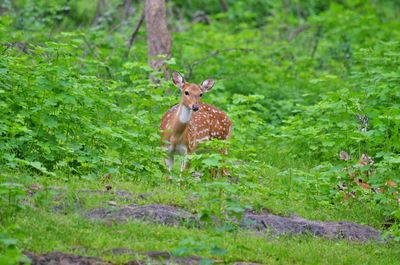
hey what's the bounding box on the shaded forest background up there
[1,0,400,263]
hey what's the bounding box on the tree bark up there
[144,0,172,81]
[122,0,133,20]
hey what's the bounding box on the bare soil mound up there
[86,204,195,226]
[24,250,203,265]
[85,204,381,241]
[24,251,112,265]
[242,210,381,241]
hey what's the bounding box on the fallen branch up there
[311,25,322,58]
[288,25,311,42]
[126,11,145,51]
[1,42,33,55]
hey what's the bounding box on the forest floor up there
[7,177,400,265]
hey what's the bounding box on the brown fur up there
[160,71,232,175]
[160,103,232,153]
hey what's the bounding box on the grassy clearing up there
[5,206,400,265]
[1,174,398,264]
[10,163,387,226]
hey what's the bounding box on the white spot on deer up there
[196,136,209,142]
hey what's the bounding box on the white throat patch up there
[179,105,192,123]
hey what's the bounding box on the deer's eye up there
[185,91,189,95]
[199,93,203,97]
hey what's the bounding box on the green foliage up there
[0,28,170,181]
[1,0,400,259]
[172,237,224,263]
[0,232,30,265]
[195,181,250,224]
[0,182,27,222]
[280,41,400,222]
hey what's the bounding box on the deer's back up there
[160,103,232,151]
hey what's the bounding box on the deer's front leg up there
[165,145,175,172]
[181,155,188,174]
[175,143,188,176]
[165,153,174,173]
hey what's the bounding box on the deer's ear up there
[172,71,185,89]
[201,79,215,92]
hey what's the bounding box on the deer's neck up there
[179,104,192,123]
[171,104,192,136]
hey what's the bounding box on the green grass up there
[4,166,387,226]
[2,174,399,264]
[5,206,400,265]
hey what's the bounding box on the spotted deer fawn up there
[160,71,232,175]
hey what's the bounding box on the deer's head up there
[172,71,214,112]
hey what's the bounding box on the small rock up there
[30,183,43,191]
[108,201,118,206]
[339,151,350,161]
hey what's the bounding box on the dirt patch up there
[128,250,202,265]
[24,250,263,265]
[86,204,196,226]
[24,251,112,265]
[47,186,377,242]
[85,203,381,241]
[24,251,204,265]
[52,201,84,213]
[103,248,205,264]
[36,186,380,242]
[241,210,381,241]
[77,189,134,199]
[233,261,261,265]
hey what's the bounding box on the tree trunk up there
[122,0,133,20]
[92,0,106,25]
[219,0,228,12]
[144,0,172,81]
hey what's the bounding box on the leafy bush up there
[0,29,170,180]
[280,41,400,229]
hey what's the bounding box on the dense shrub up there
[0,29,171,180]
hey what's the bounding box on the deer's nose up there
[192,105,199,112]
